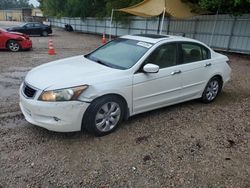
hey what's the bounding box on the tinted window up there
[181,43,210,64]
[144,43,177,69]
[34,23,41,27]
[202,47,210,59]
[25,23,34,28]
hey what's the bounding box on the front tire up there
[201,77,222,103]
[83,95,125,136]
[7,40,20,52]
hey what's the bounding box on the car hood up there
[25,55,124,90]
[8,31,28,37]
[6,27,21,31]
[4,30,29,39]
[8,26,21,30]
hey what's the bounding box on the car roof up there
[25,22,42,24]
[121,34,202,45]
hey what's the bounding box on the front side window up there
[34,23,41,27]
[181,43,210,64]
[25,23,34,28]
[144,43,177,69]
[86,38,151,70]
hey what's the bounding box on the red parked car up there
[0,28,32,52]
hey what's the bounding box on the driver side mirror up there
[143,64,159,73]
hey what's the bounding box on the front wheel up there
[7,40,20,52]
[201,77,222,103]
[83,96,125,136]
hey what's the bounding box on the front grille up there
[23,83,37,98]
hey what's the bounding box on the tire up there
[42,31,48,37]
[7,40,20,52]
[201,76,222,103]
[83,95,125,136]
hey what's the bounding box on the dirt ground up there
[0,21,250,188]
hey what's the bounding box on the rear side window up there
[181,43,210,64]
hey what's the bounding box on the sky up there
[29,0,40,7]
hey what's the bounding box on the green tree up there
[185,0,250,14]
[0,0,31,9]
[40,0,106,18]
[40,0,142,19]
[40,0,250,19]
[104,0,142,22]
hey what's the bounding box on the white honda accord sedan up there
[20,34,231,136]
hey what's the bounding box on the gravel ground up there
[0,21,250,188]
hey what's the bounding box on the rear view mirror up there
[143,64,159,73]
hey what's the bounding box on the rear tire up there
[201,77,222,103]
[7,40,20,52]
[42,31,48,37]
[83,95,125,136]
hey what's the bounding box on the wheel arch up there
[210,74,223,86]
[81,93,130,132]
[91,93,130,120]
[5,39,21,50]
[5,39,13,48]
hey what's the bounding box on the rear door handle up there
[171,70,182,75]
[205,63,212,67]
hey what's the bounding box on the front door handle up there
[171,70,182,75]
[205,63,212,67]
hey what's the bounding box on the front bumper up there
[19,89,90,132]
[20,39,32,49]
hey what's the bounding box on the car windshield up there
[86,38,152,70]
[20,23,27,27]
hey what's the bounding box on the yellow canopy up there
[119,0,195,19]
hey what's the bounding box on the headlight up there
[38,85,88,102]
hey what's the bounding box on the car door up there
[33,23,42,35]
[133,42,183,114]
[24,23,34,35]
[177,42,213,100]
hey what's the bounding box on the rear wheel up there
[7,40,20,52]
[83,95,125,136]
[42,31,48,37]
[201,77,222,103]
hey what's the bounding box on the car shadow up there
[29,92,231,141]
[29,34,58,38]
[30,99,201,140]
[0,49,32,52]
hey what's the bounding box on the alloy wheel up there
[8,42,20,52]
[205,80,219,101]
[95,102,121,132]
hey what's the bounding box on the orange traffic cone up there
[102,33,107,44]
[48,39,56,55]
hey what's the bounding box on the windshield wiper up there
[86,55,112,68]
[85,55,125,70]
[95,59,108,66]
